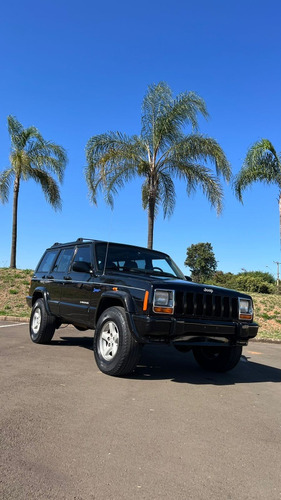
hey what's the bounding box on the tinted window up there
[37,250,59,273]
[54,248,74,273]
[95,242,185,278]
[95,243,107,271]
[74,246,91,264]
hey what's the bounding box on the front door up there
[60,245,94,326]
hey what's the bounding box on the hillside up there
[0,268,280,341]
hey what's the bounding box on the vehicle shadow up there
[53,335,281,385]
[52,335,93,351]
[132,345,281,385]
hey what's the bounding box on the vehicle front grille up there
[174,291,238,321]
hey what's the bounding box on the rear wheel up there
[192,345,242,372]
[93,306,142,376]
[29,298,56,344]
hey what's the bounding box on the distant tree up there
[0,116,67,268]
[85,81,231,249]
[234,138,281,244]
[184,242,217,282]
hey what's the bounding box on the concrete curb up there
[0,316,29,322]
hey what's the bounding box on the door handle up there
[46,275,54,279]
[64,276,72,280]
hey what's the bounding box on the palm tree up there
[234,138,281,243]
[0,116,68,268]
[85,82,231,249]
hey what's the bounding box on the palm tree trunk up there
[10,175,20,269]
[147,197,155,249]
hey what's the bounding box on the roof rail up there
[76,238,96,242]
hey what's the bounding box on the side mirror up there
[72,261,92,273]
[185,275,192,282]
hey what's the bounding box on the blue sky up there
[0,0,280,277]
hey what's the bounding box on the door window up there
[37,250,59,273]
[74,246,91,265]
[54,248,74,273]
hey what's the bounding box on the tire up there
[93,306,142,376]
[192,345,242,372]
[29,298,56,344]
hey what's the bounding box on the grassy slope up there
[0,268,280,341]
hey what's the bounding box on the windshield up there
[95,243,186,280]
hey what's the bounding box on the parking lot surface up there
[1,321,281,499]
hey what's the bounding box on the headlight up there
[239,298,253,320]
[153,289,175,314]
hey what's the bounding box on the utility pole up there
[273,261,280,293]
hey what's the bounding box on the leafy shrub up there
[235,275,274,294]
[208,270,275,294]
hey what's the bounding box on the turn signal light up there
[239,313,252,320]
[153,306,173,314]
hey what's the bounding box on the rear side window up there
[37,250,59,273]
[95,243,107,271]
[74,246,91,264]
[54,248,74,273]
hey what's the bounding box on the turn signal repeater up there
[153,289,175,314]
[143,291,149,311]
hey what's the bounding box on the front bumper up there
[129,313,259,346]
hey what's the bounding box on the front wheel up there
[192,345,242,372]
[93,306,142,376]
[29,298,56,344]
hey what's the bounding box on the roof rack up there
[76,238,96,242]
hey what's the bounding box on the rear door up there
[35,248,60,315]
[51,246,75,320]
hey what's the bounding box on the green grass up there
[0,268,33,318]
[0,268,280,341]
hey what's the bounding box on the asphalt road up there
[1,321,281,500]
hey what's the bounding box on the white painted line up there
[0,323,28,328]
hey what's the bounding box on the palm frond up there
[234,139,281,201]
[7,116,26,150]
[168,134,231,182]
[27,141,67,182]
[141,82,173,143]
[170,160,223,214]
[141,82,209,156]
[158,172,176,218]
[25,167,62,210]
[0,168,14,203]
[85,132,146,206]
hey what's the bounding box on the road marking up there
[0,323,28,328]
[247,350,262,355]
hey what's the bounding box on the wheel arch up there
[95,291,135,326]
[31,287,51,315]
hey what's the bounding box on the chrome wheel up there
[99,320,119,361]
[31,307,41,335]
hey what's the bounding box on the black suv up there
[27,238,258,376]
